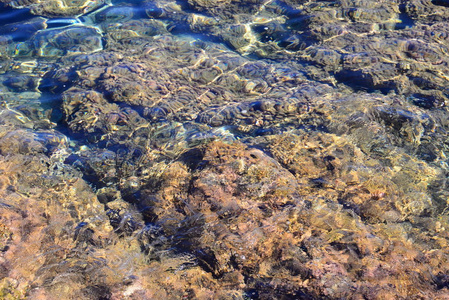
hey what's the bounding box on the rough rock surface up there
[0,0,106,17]
[1,0,449,298]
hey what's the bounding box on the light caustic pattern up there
[1,0,449,299]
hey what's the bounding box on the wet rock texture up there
[0,0,105,17]
[2,0,449,299]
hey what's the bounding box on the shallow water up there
[1,0,449,299]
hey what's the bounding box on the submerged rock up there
[1,0,449,298]
[0,0,106,17]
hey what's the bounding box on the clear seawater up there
[1,0,449,299]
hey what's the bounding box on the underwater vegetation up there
[1,0,449,299]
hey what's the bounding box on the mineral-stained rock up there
[122,135,449,298]
[0,132,220,299]
[0,149,112,298]
[136,140,305,283]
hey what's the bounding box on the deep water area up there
[2,0,449,299]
